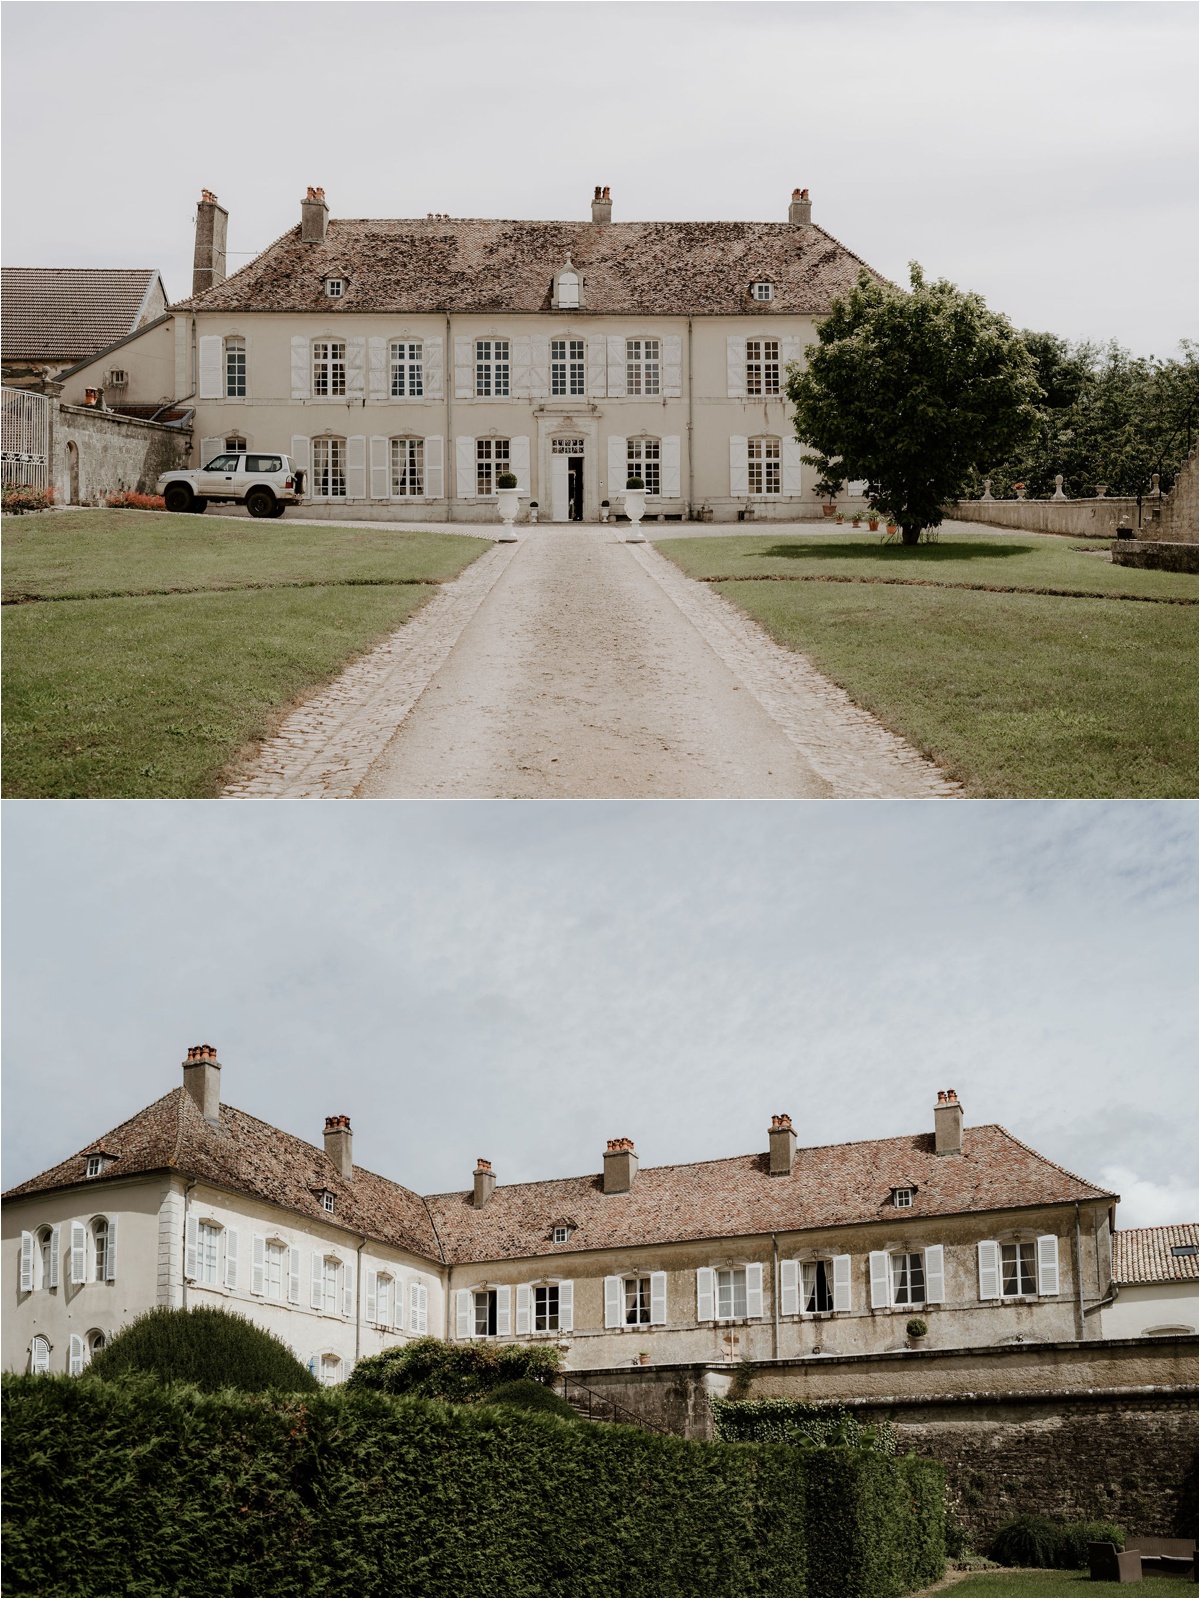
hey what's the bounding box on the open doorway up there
[550,437,586,521]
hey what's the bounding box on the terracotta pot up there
[822,503,837,516]
[638,1353,651,1366]
[867,519,879,530]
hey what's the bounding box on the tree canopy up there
[87,1306,317,1393]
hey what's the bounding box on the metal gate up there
[1,386,50,489]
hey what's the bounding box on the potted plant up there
[527,499,539,525]
[851,512,862,527]
[867,513,880,531]
[1013,481,1027,500]
[835,512,845,525]
[637,1351,651,1366]
[495,471,520,540]
[600,499,610,524]
[885,519,899,536]
[623,475,647,541]
[814,469,842,517]
[906,1317,928,1348]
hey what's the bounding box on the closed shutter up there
[832,1255,852,1313]
[365,1270,378,1324]
[32,1338,50,1375]
[558,1280,574,1332]
[104,1218,117,1282]
[1037,1235,1060,1296]
[661,436,681,498]
[729,436,749,497]
[510,436,531,495]
[529,335,550,398]
[977,1241,1000,1300]
[869,1250,891,1309]
[924,1245,945,1304]
[417,1284,429,1334]
[650,1272,668,1326]
[290,436,310,474]
[516,1283,531,1335]
[199,437,223,470]
[662,335,682,397]
[224,1230,238,1291]
[780,334,801,371]
[70,1222,87,1285]
[252,1235,266,1296]
[454,337,473,399]
[780,1259,800,1317]
[69,1333,85,1377]
[346,435,367,498]
[495,1284,511,1337]
[288,1246,301,1304]
[726,336,747,398]
[587,337,608,398]
[48,1225,60,1289]
[604,1275,623,1329]
[198,335,223,399]
[606,335,627,397]
[423,335,444,400]
[456,1288,472,1339]
[311,1251,323,1310]
[511,335,533,398]
[342,1262,355,1319]
[368,337,388,401]
[781,439,804,496]
[390,1278,403,1331]
[745,1263,764,1319]
[185,1215,199,1280]
[424,436,445,499]
[346,336,366,398]
[456,437,475,498]
[290,336,311,400]
[608,436,626,495]
[370,436,389,499]
[409,1282,420,1332]
[20,1231,34,1293]
[696,1267,715,1322]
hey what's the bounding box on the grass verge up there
[938,1569,1198,1597]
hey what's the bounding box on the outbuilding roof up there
[1,268,164,362]
[1112,1223,1199,1285]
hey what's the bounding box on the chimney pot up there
[323,1114,353,1180]
[934,1090,964,1156]
[181,1045,221,1125]
[591,185,613,224]
[301,186,330,244]
[473,1159,496,1209]
[192,190,228,298]
[788,187,812,225]
[603,1137,638,1194]
[769,1113,798,1176]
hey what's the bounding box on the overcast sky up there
[2,1,1196,355]
[3,800,1195,1229]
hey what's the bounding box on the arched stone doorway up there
[65,440,80,504]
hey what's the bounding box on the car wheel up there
[270,502,288,518]
[192,497,208,514]
[246,488,275,519]
[163,483,193,514]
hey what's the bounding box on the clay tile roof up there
[174,218,883,317]
[1113,1223,1199,1285]
[2,268,162,362]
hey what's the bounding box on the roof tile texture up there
[2,268,159,361]
[1113,1223,1199,1284]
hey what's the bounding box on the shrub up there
[496,472,518,489]
[87,1306,317,1394]
[344,1333,561,1401]
[625,475,645,490]
[989,1512,1124,1568]
[1057,1520,1126,1568]
[712,1396,898,1455]
[2,484,55,514]
[103,490,166,510]
[906,1317,928,1338]
[806,1448,945,1597]
[485,1378,579,1420]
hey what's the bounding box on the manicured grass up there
[938,1568,1198,1597]
[657,534,1197,798]
[2,510,487,797]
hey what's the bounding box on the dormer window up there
[552,1225,572,1245]
[86,1155,106,1179]
[320,1191,335,1213]
[325,278,345,298]
[552,262,581,310]
[893,1187,914,1209]
[751,280,775,302]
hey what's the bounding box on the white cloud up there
[1099,1167,1199,1230]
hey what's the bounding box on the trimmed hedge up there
[87,1306,318,1394]
[3,1374,945,1597]
[486,1379,580,1421]
[712,1397,898,1453]
[345,1333,561,1401]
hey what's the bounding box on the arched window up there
[318,1352,343,1386]
[390,437,424,497]
[747,437,781,496]
[89,1329,106,1359]
[37,1226,56,1291]
[224,337,246,398]
[556,270,580,309]
[312,437,347,498]
[31,1335,51,1374]
[627,438,661,497]
[390,341,423,397]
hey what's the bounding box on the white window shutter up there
[515,1283,531,1335]
[366,1270,378,1324]
[978,1241,1000,1300]
[606,335,627,397]
[454,337,473,399]
[48,1225,60,1289]
[104,1218,117,1282]
[529,335,549,398]
[456,1288,472,1338]
[604,1275,623,1329]
[290,436,310,473]
[780,1260,800,1317]
[924,1245,946,1304]
[782,439,804,496]
[424,436,445,499]
[832,1255,852,1313]
[368,337,388,401]
[424,335,444,400]
[661,436,681,498]
[495,1284,511,1337]
[408,1281,420,1332]
[510,436,530,495]
[185,1215,199,1281]
[288,1246,301,1304]
[346,336,366,398]
[311,1251,323,1310]
[342,1262,355,1319]
[32,1338,50,1375]
[1037,1235,1060,1296]
[290,336,310,400]
[221,1228,237,1290]
[649,1272,668,1326]
[662,335,682,397]
[70,1222,87,1285]
[869,1250,891,1309]
[199,437,223,470]
[780,334,801,370]
[745,1262,764,1319]
[370,436,389,499]
[608,436,626,495]
[251,1234,266,1296]
[346,435,367,498]
[727,336,747,398]
[20,1231,34,1293]
[198,335,223,400]
[729,436,749,497]
[558,1280,574,1332]
[456,437,475,498]
[69,1333,85,1377]
[696,1267,715,1322]
[587,337,608,398]
[511,335,533,398]
[418,1284,429,1333]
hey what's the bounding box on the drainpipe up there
[1073,1203,1086,1340]
[771,1232,780,1360]
[181,1177,197,1308]
[686,316,695,518]
[445,312,454,523]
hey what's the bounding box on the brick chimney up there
[591,184,612,224]
[301,186,329,244]
[603,1137,638,1195]
[788,187,812,225]
[473,1158,496,1209]
[192,191,228,297]
[182,1044,221,1125]
[934,1090,963,1156]
[323,1114,353,1180]
[768,1113,797,1176]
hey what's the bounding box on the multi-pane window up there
[476,437,510,496]
[319,1257,339,1314]
[91,1219,110,1282]
[224,436,247,453]
[716,1268,748,1321]
[320,1191,336,1212]
[325,279,345,298]
[376,1274,392,1325]
[225,337,246,397]
[390,437,424,496]
[475,340,510,397]
[313,341,346,397]
[627,438,661,496]
[319,1354,342,1384]
[534,1284,560,1332]
[264,1241,285,1301]
[891,1253,926,1306]
[894,1188,914,1209]
[474,1288,498,1336]
[38,1229,54,1289]
[552,1225,572,1245]
[624,1276,652,1325]
[1001,1242,1037,1297]
[751,280,774,302]
[745,339,780,396]
[86,1156,103,1178]
[747,437,781,496]
[390,341,423,397]
[626,339,660,396]
[312,438,346,498]
[196,1222,220,1286]
[551,338,585,396]
[801,1260,834,1313]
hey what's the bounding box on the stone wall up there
[1137,451,1198,545]
[52,403,189,503]
[950,498,1144,538]
[1111,540,1198,574]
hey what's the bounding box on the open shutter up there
[48,1225,60,1289]
[198,335,223,400]
[368,337,388,401]
[515,1283,531,1335]
[370,436,389,499]
[780,1260,800,1317]
[251,1235,266,1296]
[311,1252,323,1310]
[342,1261,355,1319]
[606,335,627,397]
[289,436,309,477]
[510,436,530,495]
[290,336,311,400]
[20,1232,34,1293]
[924,1245,946,1304]
[869,1251,891,1309]
[221,1227,237,1290]
[662,335,682,397]
[454,337,473,399]
[1037,1235,1060,1295]
[456,1288,472,1338]
[185,1216,199,1281]
[745,1263,764,1319]
[604,1276,623,1329]
[558,1281,574,1332]
[780,334,801,371]
[199,437,222,470]
[69,1334,85,1377]
[978,1241,1000,1300]
[32,1339,50,1375]
[511,335,533,398]
[424,436,445,499]
[423,335,444,400]
[696,1267,715,1322]
[346,435,367,498]
[288,1247,301,1304]
[729,436,749,497]
[104,1218,117,1282]
[650,1272,668,1326]
[495,1284,511,1337]
[529,335,549,398]
[365,1270,378,1324]
[661,436,681,498]
[832,1255,852,1313]
[70,1222,87,1285]
[456,437,475,499]
[588,337,608,397]
[346,336,366,398]
[782,439,804,496]
[418,1284,429,1334]
[608,436,627,496]
[726,336,747,398]
[408,1282,420,1332]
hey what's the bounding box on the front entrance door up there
[567,457,583,520]
[550,437,586,521]
[551,455,570,523]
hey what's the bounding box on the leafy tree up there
[87,1306,317,1393]
[786,263,1042,544]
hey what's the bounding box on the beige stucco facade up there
[1100,1279,1199,1340]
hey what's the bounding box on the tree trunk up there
[901,524,922,546]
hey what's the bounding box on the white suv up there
[158,451,305,519]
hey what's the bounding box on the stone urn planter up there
[623,480,646,542]
[496,476,520,541]
[527,500,539,524]
[906,1317,928,1350]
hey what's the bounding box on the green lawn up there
[2,510,488,797]
[657,533,1197,798]
[938,1569,1198,1597]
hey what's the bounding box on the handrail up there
[558,1374,671,1434]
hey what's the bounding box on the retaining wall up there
[950,498,1145,537]
[53,403,189,503]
